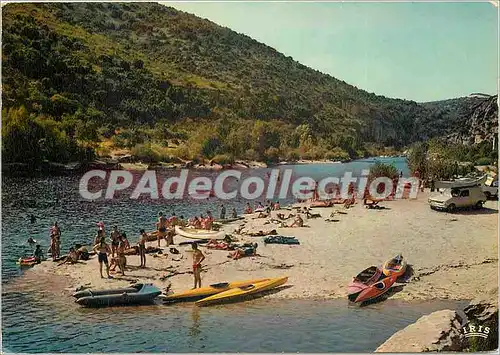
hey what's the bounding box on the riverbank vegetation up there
[406,138,497,181]
[1,3,496,170]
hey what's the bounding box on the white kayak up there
[174,226,226,240]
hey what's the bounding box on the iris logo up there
[462,324,490,339]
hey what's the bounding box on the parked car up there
[428,185,487,212]
[482,178,498,199]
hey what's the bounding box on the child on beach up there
[191,243,205,289]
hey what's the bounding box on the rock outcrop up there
[463,288,498,351]
[375,310,464,352]
[445,95,498,147]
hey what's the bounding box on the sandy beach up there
[25,190,498,302]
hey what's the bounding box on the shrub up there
[212,153,234,165]
[244,148,260,161]
[264,147,281,164]
[130,143,160,163]
[476,157,492,166]
[369,161,399,180]
[324,148,349,161]
[285,150,300,162]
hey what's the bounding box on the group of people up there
[218,205,238,220]
[244,200,281,214]
[187,211,214,230]
[156,212,180,247]
[92,224,131,277]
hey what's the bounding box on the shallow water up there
[2,283,465,353]
[2,158,432,353]
[1,158,409,281]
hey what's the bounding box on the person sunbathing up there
[229,243,258,260]
[58,247,78,265]
[289,215,304,227]
[256,211,269,219]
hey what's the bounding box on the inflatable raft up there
[18,256,37,267]
[74,283,161,307]
[174,226,226,240]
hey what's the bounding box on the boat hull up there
[196,277,288,306]
[348,255,406,304]
[160,278,270,303]
[75,283,161,307]
[174,226,226,240]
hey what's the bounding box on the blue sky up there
[163,1,498,102]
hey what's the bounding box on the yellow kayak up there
[160,278,270,303]
[196,277,288,306]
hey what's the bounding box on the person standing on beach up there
[191,243,205,289]
[219,204,226,220]
[93,237,111,279]
[231,207,238,219]
[110,226,120,257]
[138,229,147,268]
[156,212,167,248]
[51,222,61,259]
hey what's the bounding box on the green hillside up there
[1,2,496,167]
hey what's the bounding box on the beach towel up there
[264,235,300,245]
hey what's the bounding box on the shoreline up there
[17,190,497,304]
[1,155,407,177]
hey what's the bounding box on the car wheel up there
[485,192,491,199]
[447,204,456,213]
[475,201,484,209]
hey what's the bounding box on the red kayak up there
[347,255,406,303]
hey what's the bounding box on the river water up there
[2,158,466,353]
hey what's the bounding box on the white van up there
[428,185,487,212]
[482,175,498,199]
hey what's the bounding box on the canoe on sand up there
[196,277,288,306]
[159,278,270,303]
[174,226,226,240]
[347,255,406,304]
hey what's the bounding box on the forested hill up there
[1,2,496,166]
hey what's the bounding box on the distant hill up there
[1,2,497,166]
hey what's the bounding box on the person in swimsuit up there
[204,211,214,230]
[244,203,253,214]
[138,229,147,268]
[33,245,44,264]
[289,214,304,227]
[157,212,167,248]
[30,214,36,224]
[110,226,120,257]
[120,232,130,249]
[94,229,104,246]
[231,208,238,219]
[110,236,127,275]
[219,204,226,220]
[92,237,111,278]
[51,222,61,259]
[191,243,205,289]
[27,237,36,247]
[49,231,58,261]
